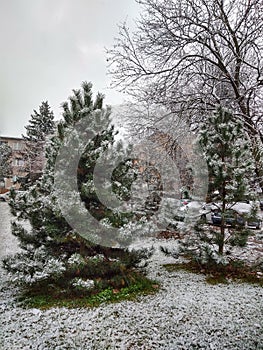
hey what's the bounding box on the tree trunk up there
[218,224,225,255]
[219,187,226,255]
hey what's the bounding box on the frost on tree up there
[107,0,263,191]
[3,82,151,296]
[0,142,12,182]
[178,107,256,263]
[22,101,55,184]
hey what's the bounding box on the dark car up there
[246,217,262,229]
[211,209,245,227]
[260,200,263,211]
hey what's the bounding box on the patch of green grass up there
[163,261,263,286]
[17,274,159,310]
[206,275,228,285]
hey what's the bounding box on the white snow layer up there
[0,203,262,350]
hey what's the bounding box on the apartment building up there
[0,136,27,191]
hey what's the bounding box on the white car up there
[0,192,10,202]
[174,200,209,223]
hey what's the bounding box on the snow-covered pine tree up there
[162,107,256,267]
[198,106,255,255]
[3,82,151,297]
[22,101,55,185]
[0,142,12,182]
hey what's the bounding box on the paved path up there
[0,202,20,259]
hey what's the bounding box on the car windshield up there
[212,209,238,217]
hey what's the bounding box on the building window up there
[13,159,24,166]
[0,141,8,146]
[12,142,23,151]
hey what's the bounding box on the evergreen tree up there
[161,107,256,267]
[3,82,150,297]
[23,101,55,184]
[0,142,12,182]
[198,107,255,255]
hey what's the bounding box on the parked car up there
[180,198,191,206]
[168,199,262,230]
[260,200,263,211]
[0,190,26,202]
[211,209,245,227]
[202,202,262,229]
[0,192,10,202]
[174,200,207,223]
[231,202,262,229]
[246,217,262,229]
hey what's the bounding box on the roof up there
[0,136,23,141]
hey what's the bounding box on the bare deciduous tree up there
[108,0,263,188]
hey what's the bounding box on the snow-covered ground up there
[0,202,262,350]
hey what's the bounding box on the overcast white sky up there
[0,0,140,137]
